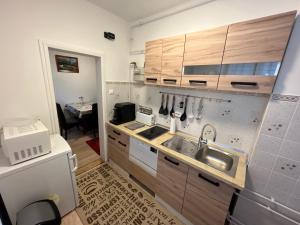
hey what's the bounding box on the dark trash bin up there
[16,200,61,225]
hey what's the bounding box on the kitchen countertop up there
[106,121,247,190]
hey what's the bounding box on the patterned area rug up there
[76,163,183,225]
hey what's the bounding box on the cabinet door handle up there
[164,156,179,166]
[163,79,177,84]
[189,80,207,85]
[118,141,127,147]
[231,81,258,88]
[108,135,116,140]
[198,173,220,187]
[146,78,157,82]
[113,130,121,135]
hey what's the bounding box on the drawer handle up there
[231,81,258,88]
[118,141,127,147]
[164,156,179,166]
[108,135,116,140]
[189,80,207,85]
[163,79,177,84]
[146,78,158,82]
[198,173,220,187]
[113,130,121,135]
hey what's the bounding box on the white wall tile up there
[264,172,297,204]
[273,157,300,179]
[279,140,300,162]
[255,134,282,155]
[261,100,297,138]
[246,164,271,194]
[285,122,300,143]
[250,150,277,170]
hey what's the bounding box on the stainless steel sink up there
[161,135,239,177]
[195,144,239,177]
[161,136,198,158]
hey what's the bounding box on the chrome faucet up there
[197,123,217,150]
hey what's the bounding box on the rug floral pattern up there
[76,163,183,225]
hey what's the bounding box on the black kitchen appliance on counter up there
[110,102,135,125]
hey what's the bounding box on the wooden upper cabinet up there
[144,39,162,75]
[218,11,296,94]
[184,26,228,66]
[161,35,185,77]
[223,11,296,64]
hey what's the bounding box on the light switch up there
[108,89,114,95]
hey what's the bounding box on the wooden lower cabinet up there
[182,167,234,225]
[107,142,130,172]
[156,152,188,212]
[182,184,229,225]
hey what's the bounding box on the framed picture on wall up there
[55,55,79,73]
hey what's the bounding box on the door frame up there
[38,39,107,161]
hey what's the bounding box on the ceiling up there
[87,0,210,22]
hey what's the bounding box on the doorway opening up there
[48,48,103,175]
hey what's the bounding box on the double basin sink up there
[161,135,239,177]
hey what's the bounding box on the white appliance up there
[129,137,158,176]
[0,134,78,224]
[136,111,155,126]
[1,120,51,165]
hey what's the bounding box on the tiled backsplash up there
[248,94,300,212]
[130,84,269,154]
[105,82,269,154]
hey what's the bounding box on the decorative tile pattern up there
[273,157,300,179]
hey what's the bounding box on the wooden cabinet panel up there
[156,152,188,212]
[108,142,130,172]
[187,167,234,206]
[128,162,157,193]
[107,126,129,148]
[218,75,276,94]
[145,39,162,75]
[144,75,161,85]
[162,35,185,76]
[223,11,296,64]
[181,75,219,90]
[145,39,163,57]
[162,56,184,76]
[184,26,228,65]
[182,183,229,225]
[160,75,181,87]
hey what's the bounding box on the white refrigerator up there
[0,134,78,224]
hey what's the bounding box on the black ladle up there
[170,95,175,117]
[159,94,165,114]
[163,94,169,115]
[180,97,188,121]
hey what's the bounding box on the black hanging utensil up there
[163,94,169,115]
[180,97,188,121]
[159,94,165,114]
[170,95,175,117]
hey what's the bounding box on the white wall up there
[49,49,97,107]
[130,0,300,52]
[0,0,130,130]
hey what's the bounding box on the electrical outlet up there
[227,135,242,148]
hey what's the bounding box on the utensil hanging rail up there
[159,91,231,103]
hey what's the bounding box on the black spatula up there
[159,94,165,114]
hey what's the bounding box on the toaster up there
[136,111,155,126]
